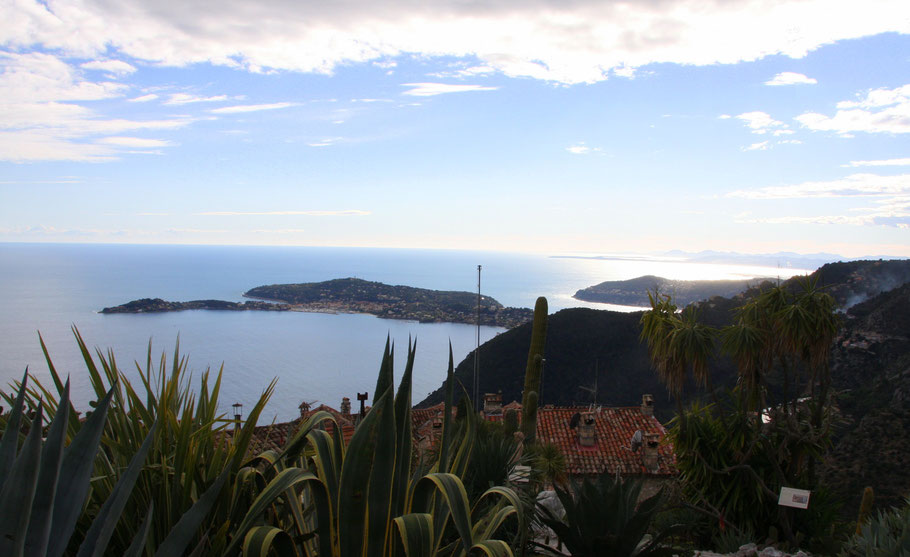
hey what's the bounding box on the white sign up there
[778,487,811,509]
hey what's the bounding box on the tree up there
[641,279,841,548]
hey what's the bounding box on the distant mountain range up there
[554,250,906,271]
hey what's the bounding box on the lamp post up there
[232,402,243,434]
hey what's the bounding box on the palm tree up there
[640,292,717,414]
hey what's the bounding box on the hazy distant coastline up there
[574,275,765,307]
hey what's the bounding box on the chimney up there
[357,392,369,419]
[642,433,660,471]
[577,412,597,447]
[641,394,654,417]
[298,401,310,418]
[340,397,351,417]
[483,392,502,417]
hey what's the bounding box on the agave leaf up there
[366,383,397,557]
[46,386,115,557]
[438,345,455,473]
[0,403,44,557]
[337,388,390,557]
[226,468,332,557]
[469,539,513,557]
[76,420,160,557]
[242,526,298,557]
[410,473,475,555]
[470,486,521,543]
[373,336,393,407]
[154,462,232,557]
[122,502,154,557]
[306,429,341,515]
[391,339,416,517]
[277,410,338,465]
[0,370,29,484]
[392,513,434,557]
[24,381,70,556]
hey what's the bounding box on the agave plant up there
[534,472,675,557]
[229,338,523,557]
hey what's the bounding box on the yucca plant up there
[0,369,226,557]
[5,328,277,556]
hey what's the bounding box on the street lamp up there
[232,402,243,434]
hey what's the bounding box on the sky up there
[1,0,909,258]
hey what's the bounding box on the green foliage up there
[236,339,523,557]
[521,297,548,443]
[464,421,521,501]
[2,328,523,556]
[12,328,276,556]
[640,293,716,403]
[642,279,842,548]
[534,472,674,557]
[840,498,910,557]
[0,368,202,557]
[524,442,566,489]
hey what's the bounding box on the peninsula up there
[244,278,533,328]
[574,275,761,307]
[101,298,290,313]
[102,278,533,328]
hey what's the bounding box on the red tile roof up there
[249,401,675,477]
[535,406,675,476]
[482,403,676,476]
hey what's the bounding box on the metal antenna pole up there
[474,264,482,410]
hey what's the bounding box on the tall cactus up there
[856,486,875,535]
[521,297,548,443]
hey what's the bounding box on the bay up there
[0,243,809,421]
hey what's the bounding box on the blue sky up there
[1,0,909,257]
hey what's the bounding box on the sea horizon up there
[0,242,820,422]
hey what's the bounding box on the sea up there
[0,243,812,422]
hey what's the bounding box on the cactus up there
[521,297,548,442]
[503,408,519,436]
[856,486,875,535]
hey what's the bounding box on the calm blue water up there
[0,243,805,421]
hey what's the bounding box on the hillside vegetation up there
[419,259,910,511]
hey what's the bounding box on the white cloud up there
[307,137,343,147]
[727,173,910,199]
[730,174,910,228]
[742,141,770,151]
[765,72,817,86]
[736,111,787,134]
[401,83,499,96]
[796,84,910,135]
[566,142,602,155]
[0,51,192,161]
[97,136,173,148]
[128,93,158,102]
[81,59,136,76]
[197,210,370,216]
[210,102,296,113]
[844,157,910,167]
[165,93,229,105]
[0,51,125,103]
[429,64,498,79]
[5,0,908,85]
